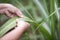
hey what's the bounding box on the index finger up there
[15,10,24,18]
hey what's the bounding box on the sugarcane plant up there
[0,0,60,40]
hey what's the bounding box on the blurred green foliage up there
[0,0,60,40]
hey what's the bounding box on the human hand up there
[0,18,30,40]
[0,3,24,18]
[16,18,30,30]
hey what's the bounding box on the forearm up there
[0,27,25,40]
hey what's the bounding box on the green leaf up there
[0,16,18,37]
[0,16,34,37]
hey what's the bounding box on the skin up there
[0,19,30,40]
[0,4,30,40]
[0,3,24,18]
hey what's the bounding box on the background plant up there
[0,0,60,40]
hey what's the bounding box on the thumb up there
[16,18,30,28]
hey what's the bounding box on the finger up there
[5,10,14,18]
[16,18,30,27]
[0,9,6,14]
[15,10,24,18]
[7,8,15,13]
[16,19,26,26]
[16,19,22,26]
